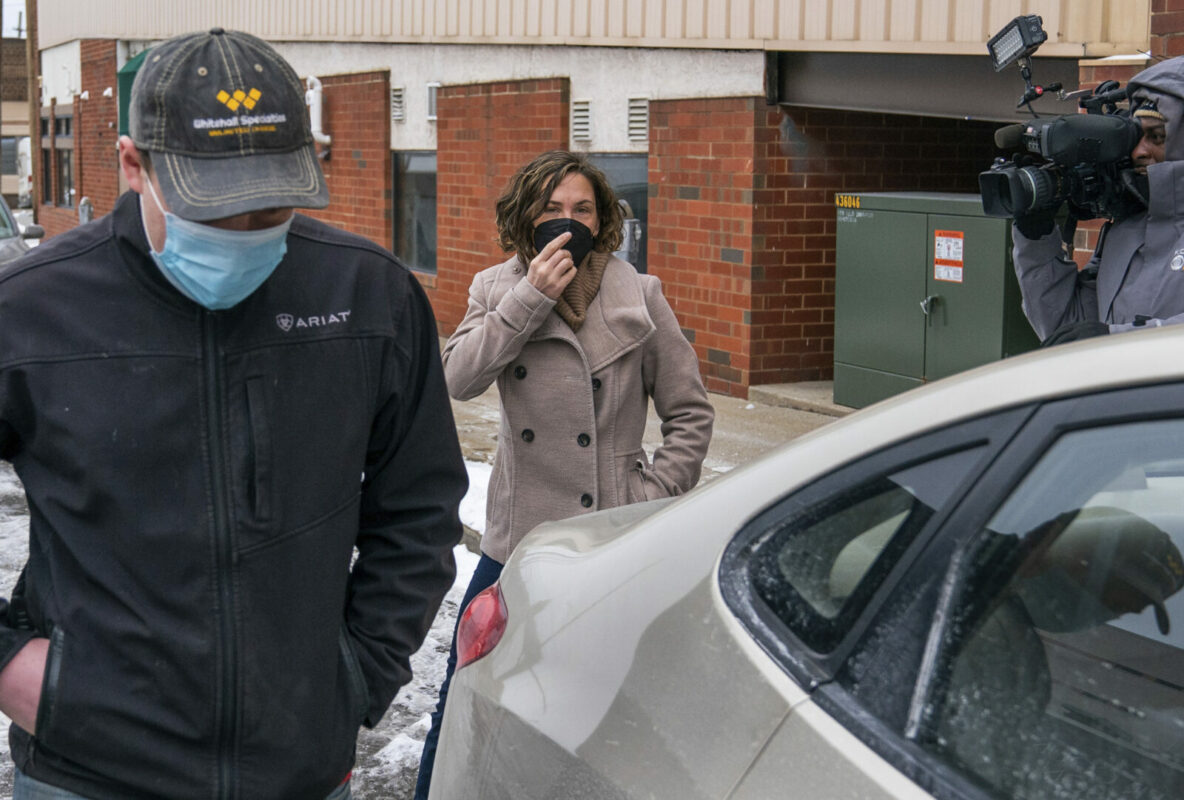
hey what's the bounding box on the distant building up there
[1,37,29,206]
[28,0,1164,397]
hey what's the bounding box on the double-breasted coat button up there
[577,433,591,447]
[592,378,602,391]
[522,429,534,442]
[514,365,527,379]
[580,493,594,508]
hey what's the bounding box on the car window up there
[919,419,1184,800]
[0,204,14,239]
[748,445,986,652]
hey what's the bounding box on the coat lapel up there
[530,256,656,372]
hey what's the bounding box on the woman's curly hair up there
[495,150,624,260]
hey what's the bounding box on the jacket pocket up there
[245,376,274,523]
[338,627,369,726]
[33,626,65,744]
[626,453,652,504]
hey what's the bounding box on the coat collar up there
[526,255,656,372]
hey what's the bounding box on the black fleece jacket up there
[0,192,466,799]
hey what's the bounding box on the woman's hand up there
[526,231,577,300]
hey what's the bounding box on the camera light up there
[988,15,1047,71]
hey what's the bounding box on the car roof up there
[849,322,1179,434]
[685,325,1184,522]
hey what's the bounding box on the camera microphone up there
[995,124,1027,149]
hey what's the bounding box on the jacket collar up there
[112,190,195,310]
[528,254,656,372]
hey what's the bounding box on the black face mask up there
[533,218,596,268]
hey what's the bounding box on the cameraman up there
[1012,56,1184,344]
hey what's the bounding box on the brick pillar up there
[648,97,758,397]
[651,97,996,398]
[78,40,120,218]
[302,70,392,250]
[430,78,569,329]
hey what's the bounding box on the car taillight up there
[456,582,507,670]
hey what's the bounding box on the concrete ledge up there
[747,381,853,418]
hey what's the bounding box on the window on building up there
[1,138,17,175]
[393,151,437,274]
[56,150,74,208]
[41,107,74,209]
[589,153,648,272]
[40,147,51,204]
[426,82,441,121]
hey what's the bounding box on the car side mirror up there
[21,225,45,240]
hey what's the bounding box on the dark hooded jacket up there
[1012,56,1184,338]
[0,191,466,799]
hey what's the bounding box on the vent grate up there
[391,87,405,122]
[628,97,649,141]
[572,100,592,142]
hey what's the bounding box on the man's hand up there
[0,637,48,734]
[526,231,577,300]
[1013,208,1057,240]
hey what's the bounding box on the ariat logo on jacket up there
[276,311,352,331]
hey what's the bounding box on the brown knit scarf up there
[554,251,608,332]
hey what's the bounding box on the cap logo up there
[193,87,288,138]
[217,87,261,112]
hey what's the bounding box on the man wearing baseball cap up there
[0,29,466,799]
[1012,55,1184,344]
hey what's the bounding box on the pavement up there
[448,380,852,551]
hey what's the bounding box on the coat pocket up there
[338,626,369,726]
[244,375,274,523]
[33,625,65,745]
[625,453,652,505]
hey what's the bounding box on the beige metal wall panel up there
[860,0,888,41]
[38,0,1149,55]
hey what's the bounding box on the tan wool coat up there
[443,253,714,563]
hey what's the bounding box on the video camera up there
[978,15,1146,222]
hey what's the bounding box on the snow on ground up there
[0,459,490,800]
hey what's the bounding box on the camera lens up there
[1016,165,1063,212]
[980,164,1065,217]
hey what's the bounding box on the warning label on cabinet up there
[934,230,964,283]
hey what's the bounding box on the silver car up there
[0,195,43,266]
[432,327,1184,800]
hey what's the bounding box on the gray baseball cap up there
[130,28,329,221]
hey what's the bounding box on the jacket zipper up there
[204,312,238,799]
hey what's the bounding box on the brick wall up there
[650,97,996,397]
[429,78,569,328]
[300,70,391,250]
[1152,0,1184,58]
[78,40,120,218]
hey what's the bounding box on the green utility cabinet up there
[833,192,1039,409]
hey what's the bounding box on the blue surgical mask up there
[142,179,292,310]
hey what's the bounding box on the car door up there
[719,406,1034,799]
[726,381,1184,800]
[905,381,1184,800]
